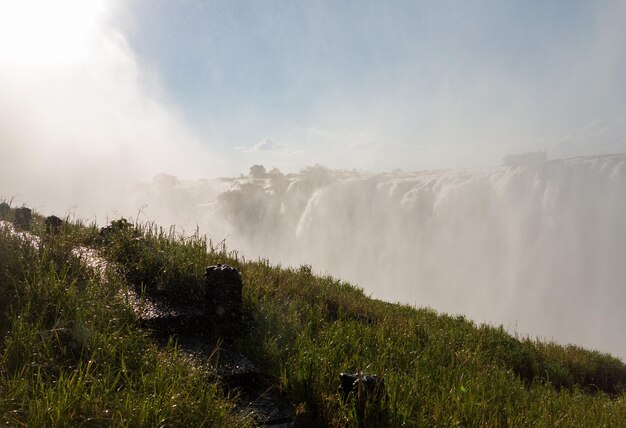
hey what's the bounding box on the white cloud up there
[235,137,290,154]
[249,138,287,152]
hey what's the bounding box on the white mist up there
[131,155,626,359]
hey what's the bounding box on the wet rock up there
[14,207,32,230]
[205,264,243,330]
[211,349,295,427]
[236,394,295,427]
[129,289,207,338]
[45,215,64,233]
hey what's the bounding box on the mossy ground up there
[1,204,626,426]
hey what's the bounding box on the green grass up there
[2,204,626,426]
[0,207,245,427]
[234,262,626,426]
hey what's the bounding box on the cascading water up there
[134,154,626,358]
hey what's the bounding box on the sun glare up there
[0,0,108,67]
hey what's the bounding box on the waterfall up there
[135,155,626,358]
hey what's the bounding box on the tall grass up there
[233,262,626,426]
[0,208,245,427]
[3,207,626,426]
[98,217,626,426]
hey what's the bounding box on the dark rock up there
[45,215,64,233]
[140,310,208,338]
[339,372,387,424]
[0,202,10,216]
[99,218,134,242]
[338,372,385,400]
[129,288,207,338]
[205,264,243,330]
[14,207,32,230]
[210,349,294,427]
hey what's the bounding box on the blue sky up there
[117,0,626,173]
[1,0,625,180]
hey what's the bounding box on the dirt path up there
[130,290,296,427]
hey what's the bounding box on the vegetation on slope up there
[0,207,242,426]
[2,204,626,426]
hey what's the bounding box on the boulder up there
[338,372,385,401]
[45,215,64,233]
[14,207,32,230]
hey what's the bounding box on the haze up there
[1,1,626,357]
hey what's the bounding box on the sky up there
[1,0,626,182]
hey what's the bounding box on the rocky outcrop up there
[45,215,64,233]
[14,207,32,230]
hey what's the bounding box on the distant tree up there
[268,167,283,177]
[267,167,289,194]
[249,164,267,178]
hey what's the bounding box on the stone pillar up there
[0,202,10,217]
[205,264,243,330]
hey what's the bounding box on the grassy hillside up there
[2,204,626,426]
